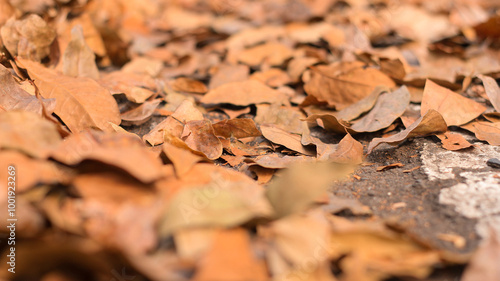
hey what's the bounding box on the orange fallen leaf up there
[162,142,204,178]
[0,110,61,158]
[212,118,262,139]
[436,131,472,150]
[170,77,207,94]
[193,228,268,281]
[236,42,292,67]
[350,86,410,133]
[477,74,500,112]
[461,228,500,281]
[473,121,500,145]
[182,120,223,160]
[201,80,288,106]
[62,25,99,80]
[304,61,396,110]
[0,64,55,115]
[319,134,363,164]
[51,130,164,183]
[421,79,486,126]
[120,99,162,126]
[17,58,121,132]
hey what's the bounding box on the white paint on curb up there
[421,141,500,239]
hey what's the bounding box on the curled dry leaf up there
[350,86,410,133]
[477,74,500,112]
[421,79,486,126]
[376,163,404,172]
[51,130,164,183]
[261,124,315,156]
[436,131,473,151]
[62,25,100,80]
[319,134,363,164]
[303,114,348,134]
[0,110,61,158]
[212,118,262,139]
[368,109,448,153]
[303,61,396,110]
[182,120,223,160]
[17,58,121,132]
[0,64,55,115]
[201,80,288,106]
[121,99,162,126]
[335,86,390,122]
[0,14,56,61]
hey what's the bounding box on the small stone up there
[486,158,500,169]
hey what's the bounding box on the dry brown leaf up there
[287,57,319,82]
[266,162,352,218]
[350,86,410,133]
[0,110,61,158]
[0,14,56,61]
[319,134,363,164]
[51,130,164,183]
[162,142,204,178]
[261,124,315,156]
[461,229,500,281]
[436,132,473,151]
[261,210,335,281]
[421,79,486,126]
[193,228,268,281]
[62,25,99,80]
[99,71,156,103]
[182,120,223,160]
[368,109,448,153]
[0,151,72,192]
[170,77,207,94]
[250,68,292,88]
[303,114,348,134]
[72,172,160,254]
[248,154,315,169]
[158,175,272,235]
[477,74,500,112]
[208,64,249,90]
[143,116,184,146]
[212,118,262,139]
[17,58,121,132]
[201,80,287,106]
[335,86,390,122]
[303,61,396,110]
[236,42,293,67]
[121,99,162,126]
[329,216,441,281]
[473,121,500,145]
[0,64,55,115]
[376,163,404,172]
[255,104,306,134]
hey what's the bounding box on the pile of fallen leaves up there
[0,0,500,280]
